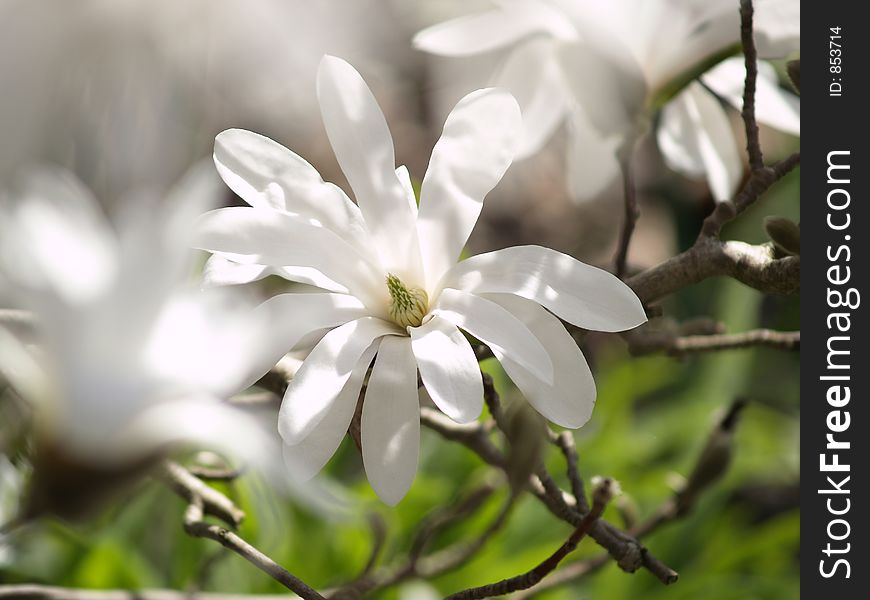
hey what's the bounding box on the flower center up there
[386,274,428,328]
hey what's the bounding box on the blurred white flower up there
[0,455,24,564]
[195,56,647,504]
[0,166,281,470]
[414,0,800,203]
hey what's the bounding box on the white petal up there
[657,83,743,202]
[565,112,624,201]
[361,335,420,505]
[440,245,646,332]
[0,168,117,304]
[417,88,521,289]
[410,316,483,424]
[110,397,279,471]
[282,342,379,481]
[484,294,595,428]
[754,0,800,58]
[701,58,800,136]
[193,207,384,306]
[395,165,418,217]
[432,288,552,385]
[214,129,373,254]
[237,292,369,390]
[278,317,400,445]
[203,253,352,294]
[412,5,578,57]
[202,254,272,287]
[316,56,421,278]
[493,39,571,160]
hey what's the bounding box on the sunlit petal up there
[433,288,553,385]
[361,335,420,505]
[484,294,596,428]
[410,315,483,424]
[278,317,400,445]
[417,88,520,289]
[441,245,647,332]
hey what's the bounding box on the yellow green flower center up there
[386,274,428,328]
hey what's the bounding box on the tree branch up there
[160,461,323,600]
[0,586,294,600]
[614,152,639,278]
[627,238,799,304]
[628,328,800,356]
[739,0,763,171]
[444,480,616,599]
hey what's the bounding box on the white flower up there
[0,166,281,470]
[195,56,647,505]
[413,0,800,203]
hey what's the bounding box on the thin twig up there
[0,586,296,599]
[159,461,244,527]
[614,151,639,278]
[740,0,763,171]
[160,461,323,599]
[182,497,325,600]
[445,480,615,599]
[629,329,800,356]
[357,513,387,579]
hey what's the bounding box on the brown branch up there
[160,461,323,599]
[512,399,747,598]
[739,0,763,171]
[627,238,799,304]
[0,586,295,600]
[409,483,497,562]
[629,328,800,357]
[614,152,639,278]
[356,513,387,580]
[159,461,244,527]
[445,480,616,599]
[331,493,514,598]
[182,497,324,600]
[480,376,676,584]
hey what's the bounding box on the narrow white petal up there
[0,168,117,304]
[493,39,571,160]
[361,335,420,505]
[202,254,273,287]
[417,88,521,289]
[440,245,646,332]
[412,5,578,57]
[395,165,418,217]
[237,293,369,390]
[282,342,379,481]
[278,317,400,445]
[658,83,743,202]
[432,288,553,385]
[316,56,421,278]
[484,294,596,428]
[193,207,383,306]
[701,58,800,135]
[410,316,483,424]
[213,129,373,254]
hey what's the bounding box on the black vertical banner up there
[803,2,868,597]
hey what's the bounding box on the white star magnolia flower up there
[413,0,800,203]
[0,166,281,471]
[194,56,647,505]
